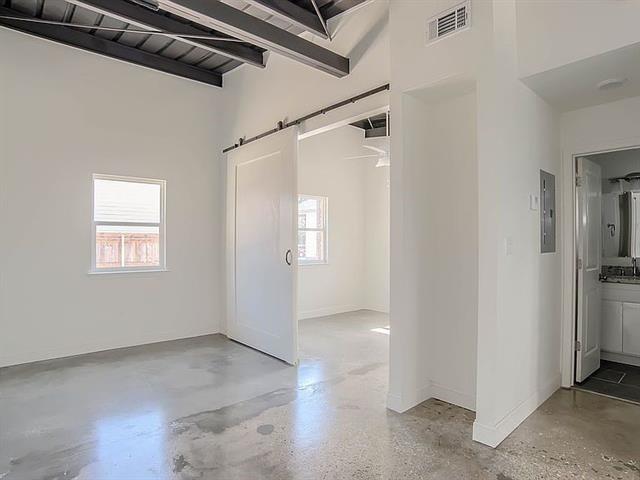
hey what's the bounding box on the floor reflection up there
[371,326,390,335]
[293,361,333,449]
[95,409,167,479]
[296,360,325,388]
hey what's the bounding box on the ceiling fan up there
[344,136,390,167]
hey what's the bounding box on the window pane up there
[94,179,160,223]
[298,197,324,229]
[96,225,160,269]
[95,227,122,269]
[298,230,325,263]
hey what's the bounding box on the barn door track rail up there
[222,83,390,153]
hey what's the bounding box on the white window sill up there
[88,268,169,275]
[299,262,329,267]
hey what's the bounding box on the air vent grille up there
[427,2,470,44]
[438,11,457,36]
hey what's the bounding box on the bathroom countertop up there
[600,276,640,285]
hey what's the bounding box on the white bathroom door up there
[576,157,602,382]
[226,128,298,365]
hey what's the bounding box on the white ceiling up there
[521,41,640,112]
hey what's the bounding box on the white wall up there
[473,2,562,447]
[0,29,226,367]
[297,125,389,319]
[561,96,640,153]
[388,0,563,448]
[387,0,492,415]
[516,1,640,78]
[364,156,390,313]
[400,89,479,411]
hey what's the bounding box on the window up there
[298,195,328,265]
[91,174,165,273]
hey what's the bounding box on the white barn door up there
[226,128,298,365]
[576,156,602,382]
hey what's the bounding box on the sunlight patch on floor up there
[371,326,390,335]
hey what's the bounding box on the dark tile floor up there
[577,360,640,403]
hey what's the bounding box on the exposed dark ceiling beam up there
[159,0,349,77]
[321,0,369,19]
[0,6,222,87]
[243,0,327,39]
[67,0,264,68]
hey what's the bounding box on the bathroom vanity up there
[601,280,640,366]
[598,169,640,367]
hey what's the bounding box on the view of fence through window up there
[93,176,164,270]
[96,227,160,269]
[298,195,328,265]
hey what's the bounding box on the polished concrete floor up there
[1,310,639,480]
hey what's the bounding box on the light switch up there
[505,236,514,256]
[529,194,539,211]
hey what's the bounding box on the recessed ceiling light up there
[597,78,628,91]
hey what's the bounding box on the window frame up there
[297,194,329,266]
[90,173,167,274]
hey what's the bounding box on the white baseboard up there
[430,381,476,411]
[364,305,390,314]
[386,384,431,413]
[472,374,560,448]
[387,381,475,414]
[602,351,640,367]
[0,328,219,368]
[298,305,363,320]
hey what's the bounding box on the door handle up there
[285,249,292,266]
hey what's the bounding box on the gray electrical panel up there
[540,170,556,253]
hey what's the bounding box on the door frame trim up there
[561,139,640,388]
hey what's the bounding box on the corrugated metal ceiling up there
[3,0,266,73]
[1,0,363,80]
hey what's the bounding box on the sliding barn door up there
[576,156,602,382]
[226,128,298,365]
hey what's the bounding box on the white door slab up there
[226,128,298,365]
[576,157,602,382]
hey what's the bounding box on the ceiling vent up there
[427,2,470,44]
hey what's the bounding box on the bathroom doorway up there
[573,146,640,403]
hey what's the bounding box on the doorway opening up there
[296,112,391,366]
[573,146,640,404]
[224,91,391,370]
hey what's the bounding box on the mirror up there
[603,190,640,260]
